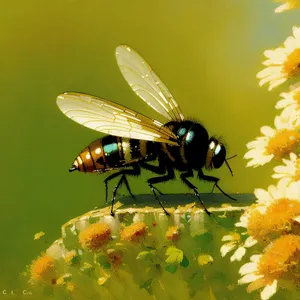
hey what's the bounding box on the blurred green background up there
[1,0,299,296]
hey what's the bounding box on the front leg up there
[146,165,175,216]
[139,161,166,195]
[180,170,211,215]
[197,169,236,201]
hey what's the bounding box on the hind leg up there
[146,166,175,215]
[104,164,141,216]
[180,169,211,215]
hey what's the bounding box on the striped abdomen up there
[72,135,158,173]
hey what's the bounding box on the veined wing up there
[57,92,179,145]
[116,45,184,122]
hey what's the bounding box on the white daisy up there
[276,84,300,121]
[238,254,278,300]
[244,115,300,167]
[272,152,300,183]
[274,0,300,13]
[238,234,300,300]
[235,179,300,242]
[220,232,257,262]
[257,26,300,90]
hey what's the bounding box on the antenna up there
[224,154,236,176]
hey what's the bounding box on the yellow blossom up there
[272,152,300,183]
[120,222,147,242]
[238,235,300,300]
[79,223,111,251]
[257,27,300,90]
[30,254,56,283]
[247,198,300,242]
[244,114,300,167]
[165,226,180,241]
[236,179,300,242]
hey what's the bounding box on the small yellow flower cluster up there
[120,221,147,242]
[79,223,111,251]
[165,226,180,241]
[30,253,56,284]
[230,9,300,300]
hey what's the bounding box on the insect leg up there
[197,170,236,201]
[139,161,165,195]
[104,165,141,216]
[110,174,126,216]
[180,170,211,216]
[103,164,140,203]
[147,166,175,216]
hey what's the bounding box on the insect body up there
[57,45,235,216]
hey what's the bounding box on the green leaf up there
[136,251,152,261]
[165,246,183,264]
[180,255,189,268]
[165,265,178,274]
[197,254,214,266]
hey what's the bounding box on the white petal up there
[286,181,300,199]
[244,236,258,248]
[250,254,262,262]
[257,67,281,79]
[290,152,298,161]
[261,126,275,137]
[222,235,235,242]
[268,78,286,91]
[230,247,246,262]
[284,36,297,52]
[275,3,289,13]
[261,280,277,300]
[220,242,236,257]
[254,188,272,202]
[239,262,258,275]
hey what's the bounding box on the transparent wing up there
[57,92,179,145]
[116,45,184,122]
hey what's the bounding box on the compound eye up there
[212,145,226,168]
[214,144,222,155]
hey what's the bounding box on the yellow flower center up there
[247,198,300,242]
[120,222,147,242]
[257,234,300,283]
[283,48,300,78]
[30,254,56,283]
[265,129,300,159]
[79,223,111,251]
